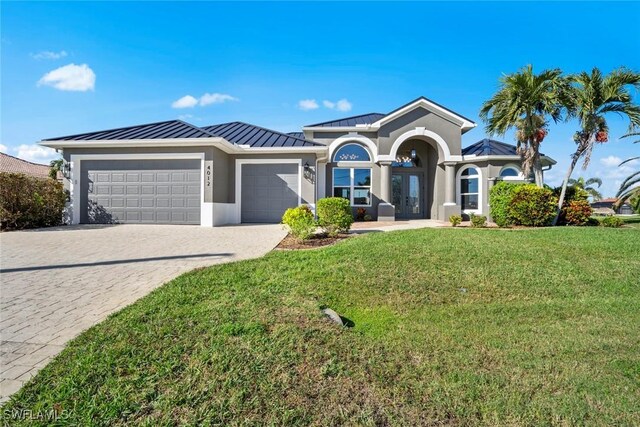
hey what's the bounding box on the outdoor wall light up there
[410,148,417,159]
[62,162,71,179]
[303,162,314,183]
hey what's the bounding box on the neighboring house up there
[591,198,635,215]
[0,152,51,179]
[39,96,557,226]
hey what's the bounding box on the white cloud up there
[600,155,623,168]
[37,63,95,91]
[15,144,57,163]
[31,50,67,60]
[322,100,335,109]
[171,95,198,109]
[172,93,238,109]
[199,93,238,106]
[298,99,319,111]
[322,98,352,112]
[178,114,193,121]
[335,99,352,112]
[0,143,7,152]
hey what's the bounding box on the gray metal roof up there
[306,113,386,128]
[287,132,305,139]
[43,120,215,141]
[461,138,547,156]
[202,122,321,147]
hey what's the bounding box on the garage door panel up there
[81,159,201,225]
[241,163,299,223]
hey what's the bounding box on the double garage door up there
[81,159,201,224]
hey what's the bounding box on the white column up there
[444,162,456,205]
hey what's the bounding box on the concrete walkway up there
[350,219,447,233]
[0,224,286,403]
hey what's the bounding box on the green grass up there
[620,214,640,228]
[3,228,640,425]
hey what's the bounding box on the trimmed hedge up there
[282,205,316,241]
[489,182,521,227]
[316,197,353,237]
[507,185,557,227]
[0,173,66,230]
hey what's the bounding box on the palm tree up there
[480,65,569,187]
[616,131,639,209]
[555,67,640,222]
[567,176,603,201]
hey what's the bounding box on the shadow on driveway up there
[0,253,233,273]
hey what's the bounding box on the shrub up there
[489,182,521,227]
[470,214,487,228]
[316,197,353,236]
[0,173,67,230]
[449,214,462,227]
[281,205,316,241]
[600,216,624,228]
[506,184,557,227]
[561,200,593,226]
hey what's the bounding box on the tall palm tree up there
[567,176,603,201]
[480,65,569,187]
[616,131,639,208]
[555,67,640,221]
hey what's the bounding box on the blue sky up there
[2,1,639,197]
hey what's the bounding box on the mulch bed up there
[276,233,351,250]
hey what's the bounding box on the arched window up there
[458,167,480,212]
[333,143,371,162]
[499,166,521,179]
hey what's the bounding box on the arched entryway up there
[390,139,437,219]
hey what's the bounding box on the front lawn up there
[3,228,639,425]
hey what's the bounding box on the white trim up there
[331,142,372,162]
[328,134,378,162]
[370,98,476,132]
[303,98,477,133]
[461,154,557,165]
[456,164,482,215]
[380,127,458,163]
[498,163,525,180]
[40,139,327,155]
[68,152,209,226]
[235,158,303,224]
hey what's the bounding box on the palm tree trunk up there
[533,157,544,187]
[553,156,579,225]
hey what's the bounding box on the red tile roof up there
[0,152,51,179]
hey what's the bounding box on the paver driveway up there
[0,224,286,402]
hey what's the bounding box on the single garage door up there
[81,159,201,224]
[241,163,299,223]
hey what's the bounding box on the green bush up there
[489,182,522,227]
[470,214,487,228]
[600,216,624,228]
[562,200,593,226]
[507,184,557,227]
[316,197,354,236]
[553,185,591,225]
[281,205,316,241]
[0,172,67,230]
[449,214,462,227]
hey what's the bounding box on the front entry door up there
[392,173,424,219]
